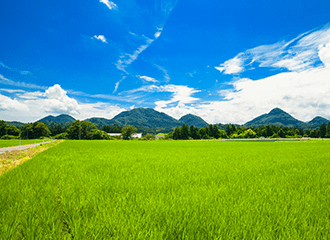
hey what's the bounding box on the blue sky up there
[1,0,330,123]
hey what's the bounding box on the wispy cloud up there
[99,0,118,10]
[0,62,31,75]
[124,84,200,109]
[93,35,107,43]
[137,75,158,83]
[115,38,154,73]
[0,74,46,90]
[0,88,25,93]
[153,64,170,82]
[215,23,330,74]
[112,76,126,94]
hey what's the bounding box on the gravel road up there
[0,141,56,154]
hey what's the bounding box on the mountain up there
[244,108,310,128]
[38,114,76,124]
[109,108,183,129]
[6,121,25,128]
[84,117,114,128]
[179,114,208,128]
[308,116,329,128]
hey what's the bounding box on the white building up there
[107,133,142,139]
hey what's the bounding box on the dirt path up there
[0,140,56,154]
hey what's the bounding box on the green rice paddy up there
[0,140,329,239]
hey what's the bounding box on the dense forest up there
[1,119,330,140]
[169,123,330,140]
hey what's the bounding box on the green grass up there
[1,140,330,239]
[0,139,48,148]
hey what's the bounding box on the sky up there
[1,0,330,124]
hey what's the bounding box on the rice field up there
[0,140,329,239]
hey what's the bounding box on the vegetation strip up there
[0,140,62,175]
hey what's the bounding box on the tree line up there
[1,119,330,140]
[169,122,330,140]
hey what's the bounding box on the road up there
[0,141,56,154]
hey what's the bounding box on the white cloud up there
[0,88,25,93]
[0,74,46,90]
[0,94,28,112]
[93,35,107,43]
[159,62,330,124]
[73,102,125,120]
[137,75,158,83]
[159,25,330,123]
[99,0,118,10]
[17,91,44,100]
[41,84,80,114]
[318,40,330,68]
[0,84,127,122]
[215,24,330,74]
[215,56,245,74]
[126,84,200,110]
[154,31,161,38]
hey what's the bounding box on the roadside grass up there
[0,141,62,175]
[0,139,52,148]
[0,140,330,239]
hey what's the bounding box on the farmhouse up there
[107,133,142,139]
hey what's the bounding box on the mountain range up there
[244,108,329,129]
[5,107,329,131]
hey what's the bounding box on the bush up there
[1,135,19,140]
[54,132,68,139]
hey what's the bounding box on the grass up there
[0,141,62,175]
[0,140,330,239]
[0,139,51,148]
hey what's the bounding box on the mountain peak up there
[179,114,208,128]
[38,114,76,124]
[268,107,288,115]
[244,107,308,128]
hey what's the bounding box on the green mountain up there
[84,117,115,128]
[308,116,329,128]
[38,114,76,124]
[244,108,310,128]
[6,121,25,128]
[179,114,208,128]
[109,108,182,129]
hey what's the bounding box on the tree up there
[211,125,220,139]
[326,121,330,138]
[0,120,20,137]
[218,130,228,139]
[278,128,285,138]
[21,122,51,139]
[320,123,326,138]
[190,125,201,139]
[102,125,122,133]
[121,125,137,140]
[242,129,257,138]
[180,124,189,140]
[143,134,155,140]
[66,120,98,140]
[173,126,181,140]
[309,129,319,138]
